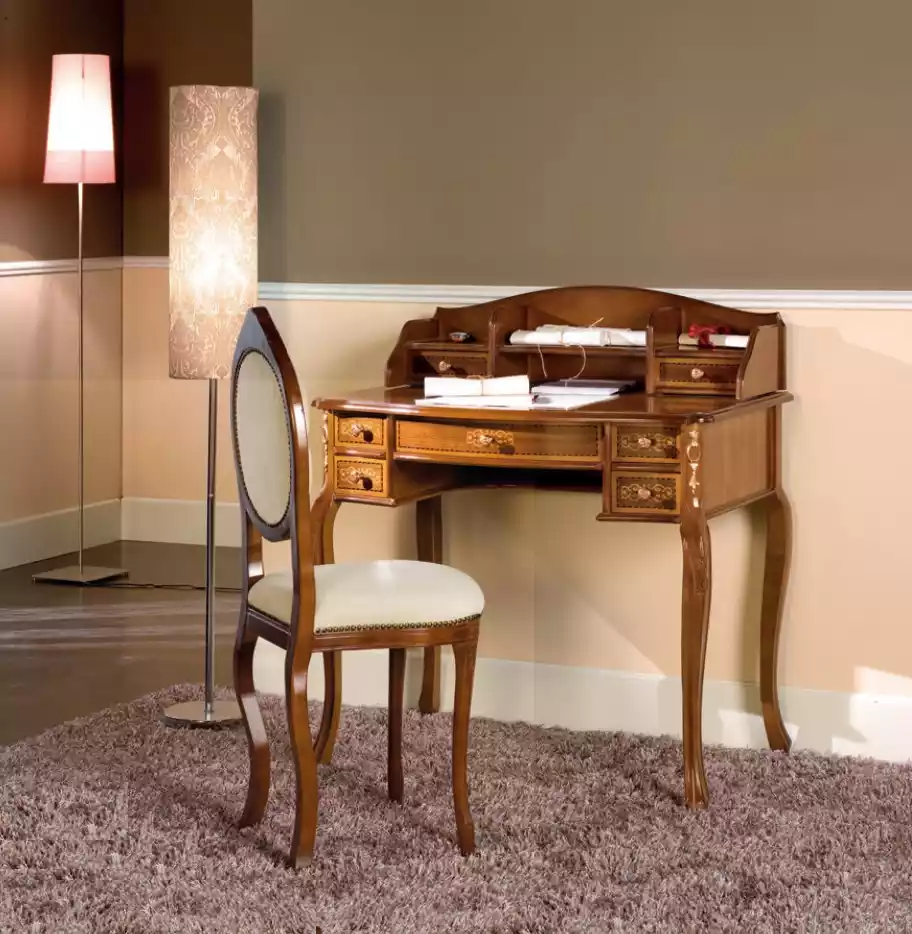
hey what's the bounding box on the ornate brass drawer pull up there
[615,427,678,461]
[466,428,514,448]
[337,461,383,493]
[349,422,374,443]
[616,477,677,509]
[437,360,452,373]
[691,367,705,380]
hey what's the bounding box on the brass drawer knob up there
[349,422,374,443]
[437,360,452,373]
[691,367,705,380]
[636,486,652,500]
[636,436,653,448]
[356,475,373,491]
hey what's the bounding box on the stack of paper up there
[508,326,647,347]
[535,379,634,394]
[531,379,627,409]
[418,377,631,410]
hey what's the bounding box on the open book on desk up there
[423,375,530,397]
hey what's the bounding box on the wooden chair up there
[229,307,484,868]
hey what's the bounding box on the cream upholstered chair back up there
[230,307,313,558]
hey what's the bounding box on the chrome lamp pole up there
[162,379,239,727]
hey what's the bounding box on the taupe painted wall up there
[123,0,253,256]
[0,0,123,261]
[255,0,912,288]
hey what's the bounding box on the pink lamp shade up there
[44,54,115,184]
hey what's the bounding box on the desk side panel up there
[701,409,772,514]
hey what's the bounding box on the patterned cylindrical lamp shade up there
[169,86,259,379]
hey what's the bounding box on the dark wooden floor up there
[0,541,242,746]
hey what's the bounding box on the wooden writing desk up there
[311,285,793,808]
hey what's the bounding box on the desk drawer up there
[657,357,739,394]
[335,457,387,498]
[411,352,489,378]
[396,420,600,463]
[611,471,680,515]
[613,425,679,463]
[335,415,385,448]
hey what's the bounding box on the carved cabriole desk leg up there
[680,423,712,809]
[312,412,342,764]
[760,407,792,752]
[417,496,443,714]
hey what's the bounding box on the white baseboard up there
[122,495,912,763]
[0,499,122,570]
[252,643,912,764]
[121,497,241,547]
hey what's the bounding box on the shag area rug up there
[2,687,912,933]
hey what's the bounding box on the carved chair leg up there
[234,617,270,827]
[452,637,478,856]
[312,475,342,763]
[314,652,342,764]
[388,649,406,803]
[286,657,319,869]
[680,510,712,810]
[760,489,792,752]
[419,647,441,715]
[417,497,443,714]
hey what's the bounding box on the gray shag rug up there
[2,687,912,933]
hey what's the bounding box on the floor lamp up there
[162,85,259,728]
[34,54,127,586]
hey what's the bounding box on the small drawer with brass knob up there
[610,471,680,515]
[334,457,387,498]
[656,356,740,395]
[335,416,385,448]
[613,425,679,463]
[410,352,489,379]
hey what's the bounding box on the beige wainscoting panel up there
[120,268,912,703]
[0,268,122,524]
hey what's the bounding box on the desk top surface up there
[313,385,793,424]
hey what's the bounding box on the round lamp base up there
[162,699,242,729]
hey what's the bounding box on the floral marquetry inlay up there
[336,460,384,494]
[685,426,702,509]
[466,429,514,448]
[616,427,678,460]
[616,477,678,510]
[336,417,384,447]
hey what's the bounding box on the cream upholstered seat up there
[248,559,484,633]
